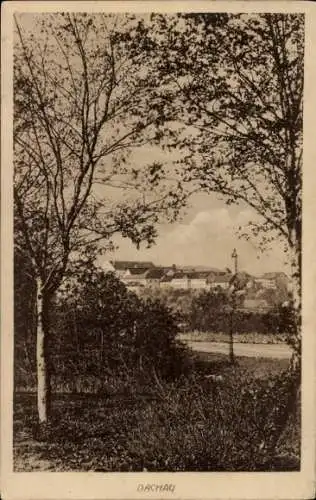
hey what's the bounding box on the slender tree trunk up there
[271,237,301,455]
[229,306,235,364]
[287,237,301,373]
[36,278,51,424]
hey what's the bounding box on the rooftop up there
[123,273,147,280]
[171,272,189,280]
[187,271,212,279]
[111,260,155,270]
[259,272,288,280]
[210,274,232,283]
[160,275,173,283]
[126,268,148,276]
[145,269,165,279]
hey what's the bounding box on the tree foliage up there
[61,267,187,380]
[144,13,303,274]
[14,12,186,296]
[13,13,188,421]
[13,12,304,423]
[15,266,188,390]
[138,12,303,366]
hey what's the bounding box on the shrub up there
[15,264,190,392]
[187,289,293,337]
[133,298,190,380]
[14,367,300,471]
[111,369,300,471]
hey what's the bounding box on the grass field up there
[178,331,288,344]
[13,352,299,472]
[192,350,290,377]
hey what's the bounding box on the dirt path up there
[187,341,292,359]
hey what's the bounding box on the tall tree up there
[145,13,303,368]
[14,13,186,424]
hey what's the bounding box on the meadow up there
[14,352,300,472]
[178,331,288,344]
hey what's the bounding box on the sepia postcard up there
[1,1,316,499]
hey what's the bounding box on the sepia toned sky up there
[102,207,288,276]
[96,147,289,276]
[16,13,290,277]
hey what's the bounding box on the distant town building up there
[255,277,277,290]
[187,271,212,289]
[123,281,146,293]
[169,272,191,289]
[122,268,166,290]
[121,268,148,287]
[122,267,148,278]
[160,275,173,288]
[208,274,231,290]
[255,272,289,290]
[99,259,288,298]
[102,260,155,278]
[144,268,165,287]
[157,266,176,277]
[242,298,271,311]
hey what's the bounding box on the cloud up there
[192,208,232,230]
[165,208,258,249]
[99,206,287,275]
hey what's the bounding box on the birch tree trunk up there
[36,278,51,424]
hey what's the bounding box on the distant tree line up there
[139,287,294,336]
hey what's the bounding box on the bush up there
[122,370,299,471]
[14,367,300,471]
[138,288,294,338]
[187,289,293,337]
[15,265,190,391]
[132,298,190,380]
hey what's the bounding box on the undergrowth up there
[14,358,300,472]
